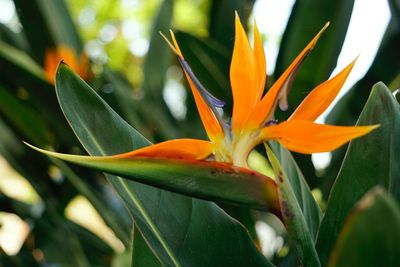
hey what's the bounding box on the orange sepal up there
[168,31,224,142]
[230,13,258,134]
[253,21,267,103]
[290,58,356,121]
[112,139,214,160]
[262,120,379,154]
[248,23,330,128]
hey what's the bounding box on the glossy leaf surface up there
[327,187,400,267]
[316,82,400,266]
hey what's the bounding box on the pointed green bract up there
[271,143,322,240]
[316,82,400,266]
[26,143,279,211]
[266,145,321,267]
[327,187,400,267]
[54,63,275,267]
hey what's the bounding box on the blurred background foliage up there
[0,0,399,266]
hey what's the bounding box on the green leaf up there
[53,63,274,267]
[272,144,322,240]
[36,0,83,53]
[13,0,55,63]
[208,0,255,50]
[0,23,28,51]
[0,40,79,146]
[266,145,321,267]
[327,187,400,267]
[132,230,162,267]
[14,0,83,56]
[143,0,173,98]
[0,84,50,146]
[141,0,179,140]
[51,158,132,246]
[316,82,400,266]
[0,41,45,80]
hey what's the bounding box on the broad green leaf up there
[272,143,322,240]
[26,144,279,212]
[266,145,320,267]
[316,83,400,266]
[102,69,149,135]
[54,64,274,267]
[327,187,400,267]
[132,230,162,267]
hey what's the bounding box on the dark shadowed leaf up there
[208,0,255,50]
[327,187,400,267]
[316,83,400,266]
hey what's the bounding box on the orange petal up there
[290,58,356,121]
[248,22,330,128]
[57,46,79,71]
[44,48,59,84]
[230,13,258,134]
[262,120,379,154]
[253,21,267,103]
[167,31,224,142]
[44,46,82,84]
[112,139,214,160]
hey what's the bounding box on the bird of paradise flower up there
[110,14,378,168]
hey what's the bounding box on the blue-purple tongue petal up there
[178,57,225,108]
[177,56,230,139]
